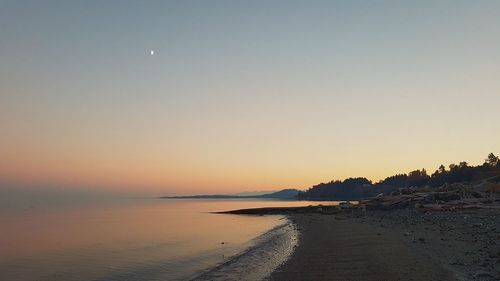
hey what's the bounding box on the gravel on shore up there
[269,208,499,281]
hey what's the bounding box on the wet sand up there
[193,221,299,281]
[270,213,455,281]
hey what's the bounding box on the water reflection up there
[0,199,335,281]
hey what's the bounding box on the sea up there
[0,196,336,281]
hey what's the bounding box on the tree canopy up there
[298,152,500,200]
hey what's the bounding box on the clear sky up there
[1,1,499,195]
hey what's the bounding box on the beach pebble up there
[473,270,494,279]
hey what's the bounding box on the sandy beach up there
[270,213,453,281]
[268,208,499,281]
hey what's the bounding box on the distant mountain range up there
[160,189,300,200]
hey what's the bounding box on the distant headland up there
[162,153,500,202]
[160,188,300,200]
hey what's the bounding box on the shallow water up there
[0,198,334,281]
[193,221,300,281]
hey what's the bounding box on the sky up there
[1,0,499,195]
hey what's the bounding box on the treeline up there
[298,153,500,200]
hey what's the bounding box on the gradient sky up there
[1,0,499,195]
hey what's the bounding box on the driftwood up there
[359,188,499,212]
[221,185,499,216]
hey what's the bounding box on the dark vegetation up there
[298,153,500,200]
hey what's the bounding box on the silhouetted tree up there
[407,169,429,187]
[438,164,446,173]
[378,174,408,187]
[486,153,499,167]
[299,153,499,200]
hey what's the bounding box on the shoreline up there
[224,205,499,281]
[191,217,299,281]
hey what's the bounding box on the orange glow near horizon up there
[1,135,497,195]
[1,1,500,195]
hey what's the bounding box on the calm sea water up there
[0,198,334,281]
